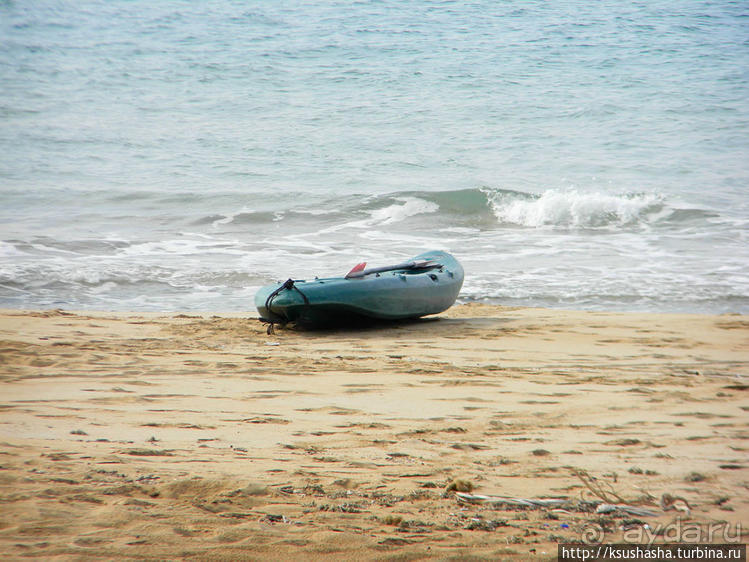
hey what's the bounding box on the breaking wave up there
[484,188,666,229]
[149,186,713,234]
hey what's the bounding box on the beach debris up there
[218,512,255,520]
[605,438,641,447]
[386,452,410,459]
[455,494,659,517]
[319,502,364,513]
[442,426,467,433]
[465,516,509,531]
[234,416,290,424]
[573,469,628,504]
[121,448,174,457]
[446,479,474,493]
[333,478,357,489]
[628,467,659,476]
[619,518,648,531]
[45,452,74,461]
[455,493,569,509]
[451,443,489,451]
[660,493,691,517]
[595,504,659,517]
[372,491,407,507]
[136,475,159,483]
[684,471,706,482]
[408,489,436,501]
[395,519,434,534]
[303,483,325,495]
[51,477,79,485]
[263,513,290,524]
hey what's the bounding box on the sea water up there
[1,1,747,313]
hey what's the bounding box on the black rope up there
[262,278,309,334]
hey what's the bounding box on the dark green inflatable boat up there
[255,250,463,327]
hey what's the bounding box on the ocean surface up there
[1,1,748,314]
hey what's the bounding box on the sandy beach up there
[0,304,747,560]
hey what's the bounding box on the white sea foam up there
[120,238,245,257]
[368,197,440,225]
[487,189,664,229]
[211,206,255,228]
[0,241,26,257]
[319,197,439,234]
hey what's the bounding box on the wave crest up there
[485,189,665,228]
[368,197,439,225]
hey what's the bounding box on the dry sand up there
[0,304,747,560]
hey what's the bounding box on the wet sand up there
[0,304,747,560]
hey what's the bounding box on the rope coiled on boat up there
[262,278,309,334]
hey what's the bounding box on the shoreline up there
[4,300,747,317]
[0,304,747,559]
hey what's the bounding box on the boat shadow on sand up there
[266,313,501,336]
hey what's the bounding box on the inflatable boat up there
[255,250,463,327]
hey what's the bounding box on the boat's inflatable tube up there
[255,250,463,326]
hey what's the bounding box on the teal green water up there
[1,1,747,312]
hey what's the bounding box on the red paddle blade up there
[345,262,366,278]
